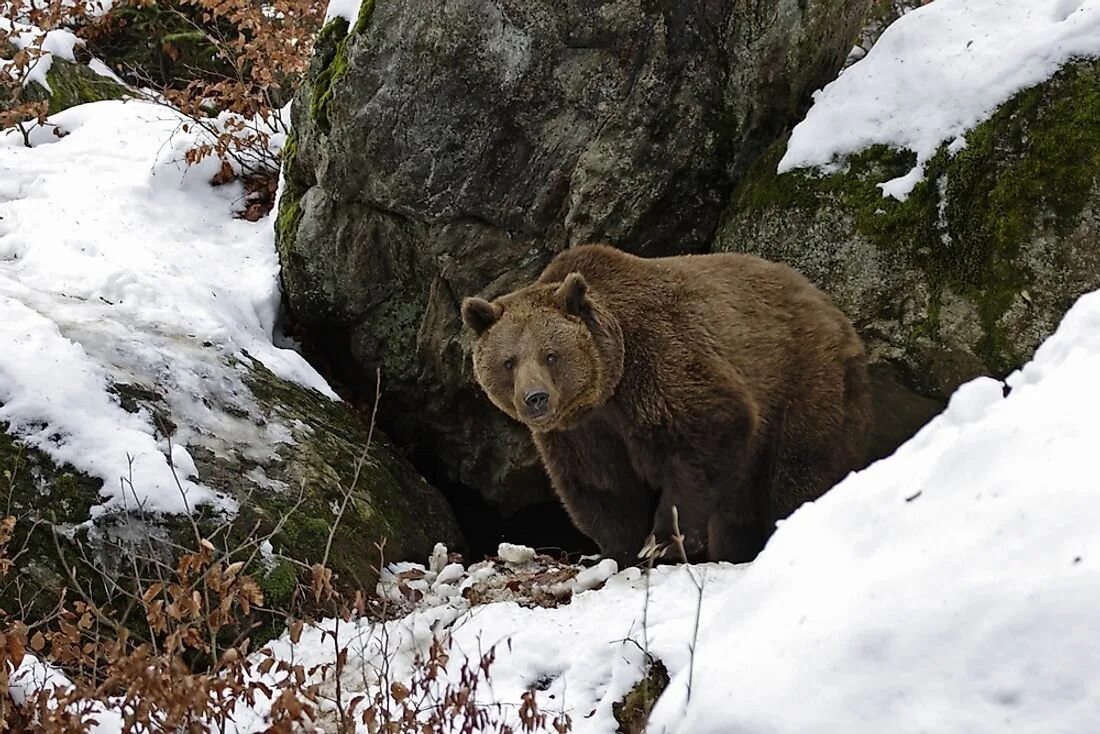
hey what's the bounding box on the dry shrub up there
[3,0,325,208]
[0,520,575,732]
[0,418,572,732]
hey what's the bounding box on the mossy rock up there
[716,58,1100,411]
[6,56,128,122]
[235,360,465,588]
[0,359,463,642]
[612,656,670,734]
[0,426,101,620]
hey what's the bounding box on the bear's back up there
[537,245,862,411]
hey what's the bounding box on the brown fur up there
[462,244,871,565]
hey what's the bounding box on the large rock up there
[715,59,1100,452]
[2,51,128,123]
[277,0,871,512]
[0,362,463,627]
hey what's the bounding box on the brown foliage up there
[0,519,575,732]
[3,0,324,209]
[0,411,572,732]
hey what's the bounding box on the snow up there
[779,0,1100,199]
[9,654,122,733]
[0,16,119,93]
[325,0,366,24]
[0,100,332,517]
[498,541,537,565]
[253,549,746,733]
[649,288,1100,733]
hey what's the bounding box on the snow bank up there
[779,0,1100,199]
[649,288,1100,733]
[0,101,332,516]
[255,546,745,733]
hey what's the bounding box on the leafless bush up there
[3,0,324,213]
[0,382,571,732]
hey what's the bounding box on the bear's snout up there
[522,389,551,418]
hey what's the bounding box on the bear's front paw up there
[650,518,707,561]
[637,533,669,563]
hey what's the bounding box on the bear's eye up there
[545,352,558,366]
[503,358,515,371]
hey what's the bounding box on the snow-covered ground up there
[648,288,1100,733]
[236,287,1100,734]
[781,0,1100,199]
[0,101,330,516]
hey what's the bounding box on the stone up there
[4,54,128,121]
[0,359,463,632]
[714,59,1100,450]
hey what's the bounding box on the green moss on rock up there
[275,132,308,277]
[353,0,377,35]
[309,1,376,132]
[260,559,299,608]
[0,426,103,619]
[43,59,129,114]
[309,19,350,131]
[612,656,670,734]
[12,57,129,120]
[722,57,1100,380]
[240,361,463,589]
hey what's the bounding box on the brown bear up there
[461,244,871,565]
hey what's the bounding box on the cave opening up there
[408,445,599,563]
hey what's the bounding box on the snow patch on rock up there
[780,0,1100,199]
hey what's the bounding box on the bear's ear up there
[461,297,502,335]
[556,272,589,316]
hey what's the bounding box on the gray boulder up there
[0,361,463,626]
[278,0,871,511]
[715,59,1100,456]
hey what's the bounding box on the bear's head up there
[461,273,624,432]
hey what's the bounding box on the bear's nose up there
[523,389,550,415]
